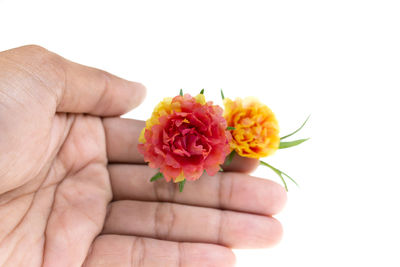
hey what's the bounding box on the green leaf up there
[221,89,225,100]
[200,88,204,94]
[179,89,183,96]
[226,126,236,130]
[280,115,311,140]
[150,172,164,182]
[279,138,310,149]
[259,161,299,191]
[219,166,224,172]
[224,150,235,166]
[178,179,186,192]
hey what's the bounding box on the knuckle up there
[24,45,61,67]
[94,70,113,111]
[154,181,177,202]
[21,44,49,55]
[20,45,65,88]
[22,45,62,73]
[132,237,146,267]
[154,202,176,240]
[218,172,229,209]
[217,210,226,245]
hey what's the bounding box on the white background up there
[1,0,399,266]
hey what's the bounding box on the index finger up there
[103,117,260,173]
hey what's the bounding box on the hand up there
[0,45,286,267]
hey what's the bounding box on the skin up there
[0,45,287,267]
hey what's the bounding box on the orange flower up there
[224,97,280,158]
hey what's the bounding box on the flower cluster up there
[138,92,231,186]
[138,89,309,191]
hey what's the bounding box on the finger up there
[8,45,146,116]
[57,57,146,116]
[83,234,236,267]
[103,117,145,163]
[109,164,287,216]
[103,200,283,249]
[221,152,259,173]
[103,117,259,173]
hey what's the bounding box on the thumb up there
[56,56,147,116]
[6,45,147,116]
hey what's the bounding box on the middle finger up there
[108,164,287,216]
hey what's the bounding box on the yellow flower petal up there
[195,93,206,105]
[139,128,146,143]
[139,97,181,144]
[174,172,185,183]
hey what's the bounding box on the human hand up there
[0,45,286,267]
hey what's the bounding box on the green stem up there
[260,161,288,191]
[178,179,186,192]
[280,115,310,140]
[279,138,309,149]
[260,161,299,191]
[150,172,164,182]
[224,150,235,166]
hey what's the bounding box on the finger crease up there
[153,183,160,202]
[138,238,146,267]
[227,174,235,209]
[217,210,225,245]
[169,183,177,202]
[177,242,184,267]
[218,172,224,209]
[130,237,136,267]
[131,237,146,267]
[154,203,175,240]
[95,72,112,113]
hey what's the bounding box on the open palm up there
[0,45,286,267]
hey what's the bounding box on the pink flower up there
[138,94,231,182]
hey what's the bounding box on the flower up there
[138,93,231,183]
[223,97,280,158]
